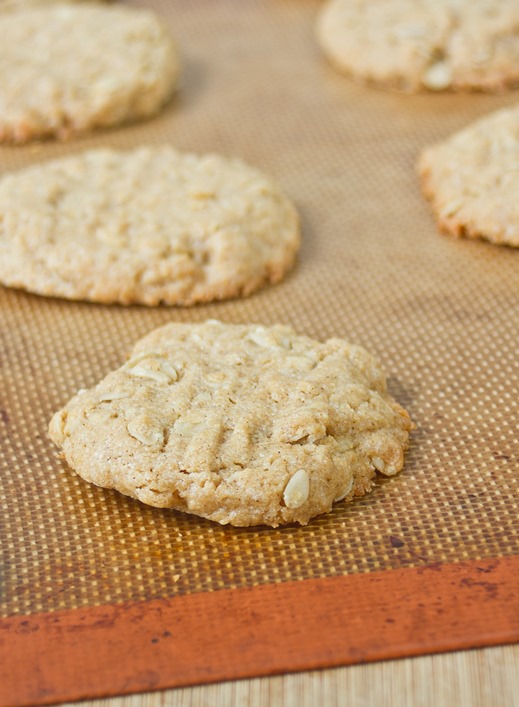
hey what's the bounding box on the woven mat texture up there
[1,0,518,617]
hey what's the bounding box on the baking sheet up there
[0,0,518,693]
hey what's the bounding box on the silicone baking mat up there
[0,0,518,704]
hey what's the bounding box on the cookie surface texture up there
[0,4,178,142]
[49,321,413,527]
[0,146,300,304]
[317,0,519,92]
[419,105,519,247]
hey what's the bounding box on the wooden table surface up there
[69,644,518,707]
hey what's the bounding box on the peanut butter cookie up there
[0,4,178,142]
[419,104,519,247]
[0,146,300,304]
[317,0,519,92]
[49,321,413,527]
[0,0,107,11]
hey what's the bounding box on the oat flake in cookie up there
[419,104,519,247]
[49,321,413,527]
[0,146,300,305]
[317,0,519,93]
[0,4,178,142]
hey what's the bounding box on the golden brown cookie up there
[0,4,178,142]
[49,321,413,527]
[317,0,519,92]
[0,0,107,11]
[0,146,300,305]
[419,104,519,247]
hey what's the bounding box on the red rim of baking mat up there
[1,555,518,706]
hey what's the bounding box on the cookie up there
[317,0,519,93]
[419,105,519,247]
[0,4,178,142]
[0,146,300,305]
[0,0,105,11]
[49,321,413,527]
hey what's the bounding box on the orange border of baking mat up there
[1,556,518,706]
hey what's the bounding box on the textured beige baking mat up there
[1,0,518,621]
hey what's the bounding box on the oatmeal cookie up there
[419,104,519,247]
[317,0,519,92]
[0,0,107,11]
[0,146,300,304]
[0,4,178,142]
[49,321,413,527]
